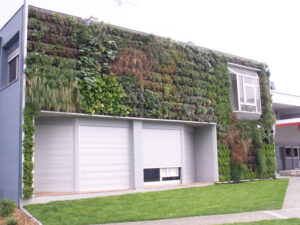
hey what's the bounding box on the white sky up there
[1,0,300,95]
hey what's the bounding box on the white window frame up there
[229,67,261,114]
[144,167,181,186]
[6,47,19,85]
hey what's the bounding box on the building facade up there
[0,4,276,205]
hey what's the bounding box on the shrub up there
[0,199,17,217]
[5,217,18,225]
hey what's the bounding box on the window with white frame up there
[7,47,19,85]
[144,167,181,185]
[229,64,261,114]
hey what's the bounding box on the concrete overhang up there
[276,118,300,128]
[39,110,216,127]
[272,91,300,109]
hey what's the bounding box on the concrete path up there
[98,177,300,225]
[283,177,300,209]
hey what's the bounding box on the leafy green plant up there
[230,162,248,182]
[0,199,17,218]
[5,217,18,225]
[79,75,130,115]
[218,142,231,181]
[22,104,36,198]
[256,151,268,178]
[262,143,276,178]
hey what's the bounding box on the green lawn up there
[224,218,300,225]
[25,179,288,225]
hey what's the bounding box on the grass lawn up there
[224,218,300,224]
[25,179,288,225]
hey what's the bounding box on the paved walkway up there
[98,177,300,225]
[283,177,300,209]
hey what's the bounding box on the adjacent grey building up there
[0,6,26,205]
[272,90,300,171]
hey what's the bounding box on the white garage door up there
[142,128,181,168]
[34,125,74,193]
[79,126,131,192]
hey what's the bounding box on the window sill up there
[233,111,261,121]
[144,180,181,186]
[0,78,18,92]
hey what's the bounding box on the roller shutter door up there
[79,126,131,192]
[142,128,181,168]
[34,125,74,193]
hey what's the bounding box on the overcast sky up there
[1,0,299,95]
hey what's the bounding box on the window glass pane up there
[245,86,255,104]
[161,168,180,181]
[241,104,256,112]
[8,56,18,83]
[293,148,298,157]
[144,169,160,182]
[256,87,261,113]
[244,77,259,85]
[286,148,292,157]
[238,75,244,103]
[230,74,239,110]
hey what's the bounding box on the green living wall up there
[22,7,276,198]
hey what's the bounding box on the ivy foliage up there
[259,67,276,144]
[22,104,37,198]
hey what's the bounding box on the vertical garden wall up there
[22,6,276,198]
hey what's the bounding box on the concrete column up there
[195,125,219,183]
[282,147,287,170]
[73,118,79,192]
[131,120,144,189]
[180,125,186,184]
[291,146,295,169]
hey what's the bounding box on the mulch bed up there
[0,209,39,225]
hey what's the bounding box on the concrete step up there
[279,170,300,176]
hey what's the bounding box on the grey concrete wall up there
[0,6,24,204]
[275,126,300,146]
[131,121,144,189]
[280,113,300,120]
